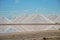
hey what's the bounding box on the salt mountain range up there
[0,14,60,33]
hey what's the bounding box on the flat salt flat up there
[1,25,60,33]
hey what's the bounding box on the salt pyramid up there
[6,14,54,32]
[21,14,54,24]
[47,15,58,21]
[0,17,11,33]
[11,15,28,24]
[0,14,59,33]
[54,16,60,23]
[0,17,10,24]
[47,15,60,30]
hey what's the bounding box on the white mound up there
[11,15,28,24]
[0,17,10,24]
[54,16,60,23]
[47,15,58,21]
[21,14,54,24]
[0,14,60,33]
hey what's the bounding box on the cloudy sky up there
[0,0,60,18]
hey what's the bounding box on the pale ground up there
[0,30,60,40]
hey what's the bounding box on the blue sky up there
[0,0,60,18]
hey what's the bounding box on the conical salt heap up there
[0,17,10,24]
[21,14,54,24]
[0,14,60,33]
